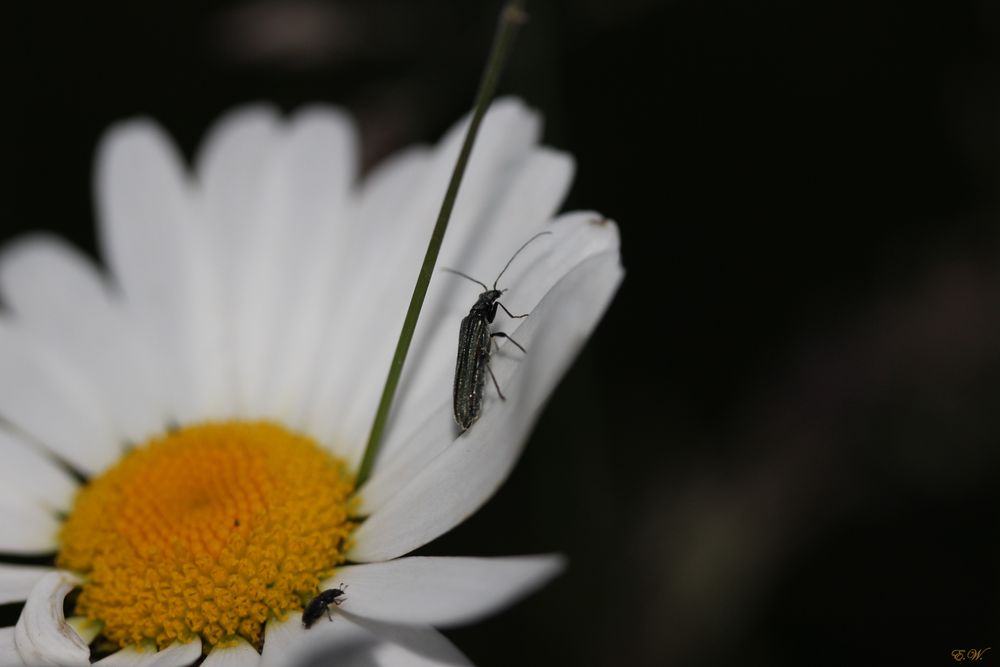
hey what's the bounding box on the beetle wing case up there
[453,312,491,429]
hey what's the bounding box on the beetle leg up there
[487,361,506,401]
[490,331,526,354]
[497,301,529,319]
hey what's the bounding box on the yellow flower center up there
[57,421,355,651]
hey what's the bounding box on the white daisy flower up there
[0,97,623,666]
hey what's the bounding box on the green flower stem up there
[355,0,528,488]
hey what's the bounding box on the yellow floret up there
[58,421,355,650]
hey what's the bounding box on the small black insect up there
[302,585,347,629]
[444,231,552,430]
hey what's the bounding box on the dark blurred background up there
[8,0,1000,665]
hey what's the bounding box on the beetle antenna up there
[493,231,553,289]
[440,267,489,291]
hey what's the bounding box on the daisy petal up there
[344,616,472,667]
[352,247,623,561]
[96,119,227,424]
[386,209,612,476]
[387,147,576,424]
[202,637,260,667]
[0,234,166,444]
[258,613,304,667]
[335,147,575,469]
[330,555,564,627]
[0,564,52,605]
[302,98,543,461]
[14,571,89,666]
[359,214,620,516]
[298,143,440,461]
[241,107,359,422]
[259,612,366,667]
[260,614,469,667]
[0,487,61,553]
[0,426,78,513]
[94,640,202,666]
[195,105,281,417]
[0,322,120,476]
[196,106,281,240]
[0,627,23,667]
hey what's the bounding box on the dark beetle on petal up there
[302,585,347,628]
[444,232,551,430]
